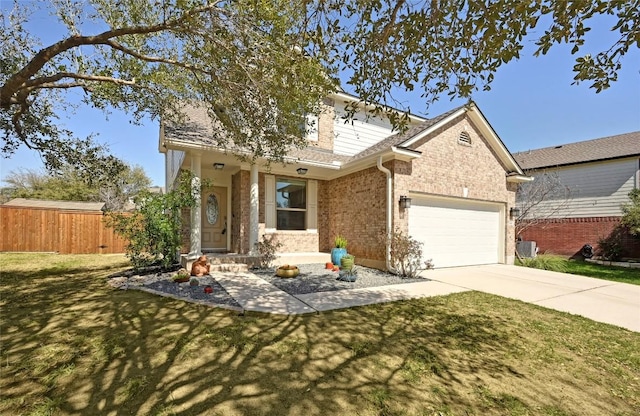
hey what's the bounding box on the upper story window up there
[458,131,472,146]
[276,178,306,230]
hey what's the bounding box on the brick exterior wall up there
[520,217,640,258]
[322,166,388,267]
[392,114,517,263]
[309,97,335,151]
[318,180,332,252]
[231,170,250,254]
[262,229,319,252]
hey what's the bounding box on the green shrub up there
[255,235,283,268]
[106,170,206,270]
[519,254,568,272]
[597,227,624,261]
[386,229,433,278]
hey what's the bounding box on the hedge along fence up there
[0,205,128,254]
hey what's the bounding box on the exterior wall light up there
[399,195,412,209]
[296,168,308,175]
[510,207,521,219]
[213,163,225,170]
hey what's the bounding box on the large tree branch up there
[100,39,217,76]
[0,3,221,108]
[22,72,137,91]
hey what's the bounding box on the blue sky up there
[1,7,639,187]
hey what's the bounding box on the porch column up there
[249,163,259,254]
[188,151,202,258]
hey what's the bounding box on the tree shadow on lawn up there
[1,260,637,415]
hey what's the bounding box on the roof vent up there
[458,131,471,146]
[554,145,563,149]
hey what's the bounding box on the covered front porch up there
[171,148,335,268]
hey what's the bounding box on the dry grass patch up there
[1,253,639,415]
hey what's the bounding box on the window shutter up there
[265,174,276,231]
[307,179,317,231]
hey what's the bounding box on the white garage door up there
[408,197,503,268]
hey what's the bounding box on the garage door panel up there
[409,197,502,268]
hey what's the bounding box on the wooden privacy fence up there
[0,205,128,254]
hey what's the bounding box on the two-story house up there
[513,132,640,258]
[159,92,530,269]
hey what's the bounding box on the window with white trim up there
[276,178,306,230]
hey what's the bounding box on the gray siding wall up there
[526,157,639,218]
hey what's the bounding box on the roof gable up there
[369,102,525,177]
[513,131,640,170]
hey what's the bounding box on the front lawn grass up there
[518,254,640,286]
[564,259,640,285]
[2,253,639,415]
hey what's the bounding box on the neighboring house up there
[159,92,529,269]
[513,132,640,258]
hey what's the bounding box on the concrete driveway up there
[425,264,640,332]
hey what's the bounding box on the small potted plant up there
[172,268,190,283]
[276,264,300,278]
[340,254,355,270]
[337,266,358,282]
[331,235,348,266]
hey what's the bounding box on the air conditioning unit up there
[516,241,537,258]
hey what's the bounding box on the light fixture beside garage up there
[399,195,412,209]
[510,207,521,219]
[213,163,225,170]
[296,167,308,175]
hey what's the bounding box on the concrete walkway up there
[213,265,640,332]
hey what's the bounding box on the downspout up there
[377,156,397,274]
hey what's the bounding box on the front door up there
[202,186,227,251]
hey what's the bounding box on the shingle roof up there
[165,104,351,165]
[164,104,229,148]
[513,131,640,170]
[164,102,469,166]
[3,198,105,211]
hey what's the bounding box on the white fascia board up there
[329,91,428,124]
[390,146,422,160]
[507,174,534,183]
[163,137,227,153]
[399,108,467,148]
[282,157,342,170]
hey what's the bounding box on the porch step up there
[208,254,260,267]
[210,263,249,273]
[181,253,260,271]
